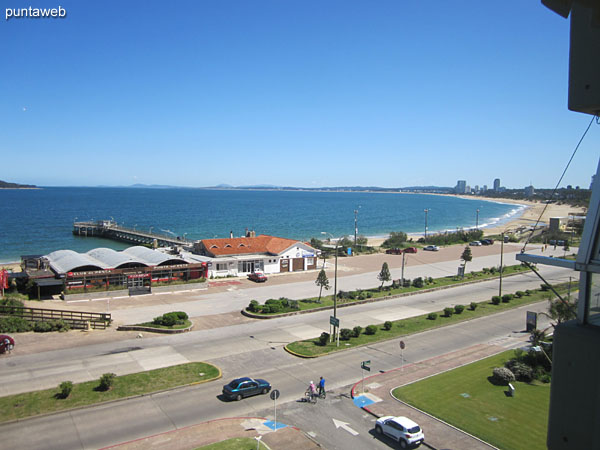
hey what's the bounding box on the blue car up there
[222,377,271,401]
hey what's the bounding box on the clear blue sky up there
[1,1,598,189]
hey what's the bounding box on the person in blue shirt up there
[318,376,325,397]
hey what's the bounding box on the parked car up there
[557,240,565,246]
[481,239,494,245]
[423,245,439,251]
[375,416,425,448]
[385,248,403,255]
[222,377,271,401]
[248,271,268,282]
[469,241,482,246]
[404,247,418,253]
[0,335,15,354]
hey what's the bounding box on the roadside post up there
[360,360,371,393]
[400,340,406,371]
[255,435,262,450]
[270,389,280,430]
[330,315,340,347]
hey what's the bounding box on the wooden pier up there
[73,220,192,248]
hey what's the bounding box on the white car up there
[375,416,424,448]
[469,241,482,246]
[423,245,439,251]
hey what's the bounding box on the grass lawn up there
[248,264,532,316]
[0,362,220,423]
[285,283,572,357]
[393,350,550,450]
[196,437,267,450]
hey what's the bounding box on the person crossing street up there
[318,376,326,398]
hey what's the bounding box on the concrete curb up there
[116,322,194,334]
[0,363,222,426]
[241,270,530,320]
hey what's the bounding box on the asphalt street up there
[0,299,553,450]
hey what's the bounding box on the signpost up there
[360,360,371,393]
[526,311,538,332]
[270,389,280,430]
[400,340,406,371]
[330,316,340,347]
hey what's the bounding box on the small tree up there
[378,262,391,289]
[315,269,330,304]
[318,332,330,346]
[383,321,393,330]
[58,381,73,399]
[460,246,472,275]
[98,373,116,391]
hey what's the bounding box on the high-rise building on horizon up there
[493,178,501,191]
[455,180,467,194]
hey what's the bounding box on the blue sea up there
[0,187,525,263]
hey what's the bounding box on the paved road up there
[0,265,570,397]
[0,301,552,450]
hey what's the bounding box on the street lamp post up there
[322,231,340,346]
[354,208,360,247]
[424,209,430,241]
[499,231,505,297]
[476,209,480,229]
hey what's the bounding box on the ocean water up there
[0,187,524,263]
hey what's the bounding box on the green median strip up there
[392,350,549,450]
[196,437,261,450]
[285,283,573,357]
[0,362,220,423]
[247,263,532,316]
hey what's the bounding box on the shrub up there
[402,279,411,288]
[289,300,300,310]
[443,307,454,317]
[365,325,378,335]
[454,304,465,314]
[265,299,281,306]
[263,304,281,314]
[352,326,362,338]
[507,361,533,382]
[174,311,188,320]
[0,316,32,333]
[492,367,515,385]
[428,277,434,284]
[0,297,24,314]
[491,296,501,305]
[248,300,260,312]
[525,289,532,296]
[318,332,329,346]
[34,321,53,332]
[412,277,424,288]
[470,302,478,311]
[502,294,513,303]
[383,321,393,331]
[540,283,551,291]
[278,297,290,308]
[98,373,116,391]
[58,381,73,399]
[490,266,497,274]
[340,328,353,340]
[366,292,373,298]
[515,291,525,298]
[427,312,438,320]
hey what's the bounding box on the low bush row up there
[152,311,188,327]
[0,316,70,333]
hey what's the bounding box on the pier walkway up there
[73,220,193,247]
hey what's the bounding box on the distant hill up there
[0,180,37,188]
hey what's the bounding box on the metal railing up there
[0,305,111,330]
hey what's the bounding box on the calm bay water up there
[0,187,524,263]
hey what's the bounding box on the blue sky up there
[1,1,598,188]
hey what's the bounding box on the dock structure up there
[73,220,193,248]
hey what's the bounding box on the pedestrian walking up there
[319,376,326,398]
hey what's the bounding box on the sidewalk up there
[350,342,526,450]
[102,416,321,450]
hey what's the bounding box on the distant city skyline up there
[2,1,599,188]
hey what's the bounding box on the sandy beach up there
[366,195,586,247]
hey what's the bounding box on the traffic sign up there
[360,360,371,371]
[400,340,405,350]
[270,389,280,400]
[330,315,340,327]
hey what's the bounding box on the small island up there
[0,180,37,189]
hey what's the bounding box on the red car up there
[404,247,418,253]
[248,271,268,282]
[0,335,15,354]
[385,248,403,255]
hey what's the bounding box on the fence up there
[0,305,111,330]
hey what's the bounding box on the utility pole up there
[401,251,406,286]
[354,208,359,247]
[476,209,480,229]
[499,232,504,298]
[424,209,429,241]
